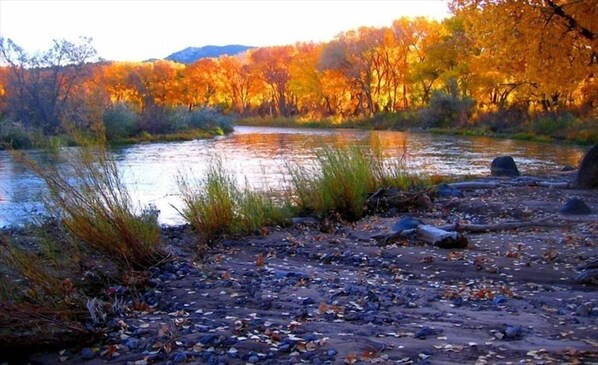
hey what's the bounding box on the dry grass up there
[12,143,166,271]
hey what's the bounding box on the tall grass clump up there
[12,141,166,271]
[288,143,429,221]
[177,159,291,243]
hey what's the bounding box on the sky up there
[0,0,451,62]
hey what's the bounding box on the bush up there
[185,107,234,134]
[102,102,138,141]
[0,121,37,149]
[475,106,529,133]
[418,81,474,128]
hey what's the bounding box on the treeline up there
[0,0,596,147]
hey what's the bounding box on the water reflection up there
[0,126,586,227]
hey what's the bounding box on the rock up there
[392,216,423,233]
[126,338,140,350]
[491,156,520,177]
[493,295,507,305]
[434,184,464,199]
[80,347,95,360]
[575,304,590,317]
[560,198,592,215]
[574,269,598,285]
[172,352,187,363]
[561,165,576,172]
[577,144,598,189]
[503,325,523,340]
[415,326,441,339]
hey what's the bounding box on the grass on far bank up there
[236,109,597,145]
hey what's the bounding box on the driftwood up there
[436,220,562,233]
[447,182,499,190]
[366,188,433,213]
[535,181,572,189]
[378,219,562,247]
[446,180,575,191]
[379,225,467,248]
[416,225,468,249]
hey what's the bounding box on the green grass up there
[177,159,292,244]
[288,143,428,221]
[111,128,223,145]
[236,116,344,129]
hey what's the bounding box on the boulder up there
[577,144,598,189]
[559,198,592,215]
[391,215,423,233]
[491,156,520,177]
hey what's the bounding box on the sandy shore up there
[6,172,597,364]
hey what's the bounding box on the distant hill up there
[165,45,254,64]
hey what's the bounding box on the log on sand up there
[379,220,562,247]
[416,224,468,249]
[437,221,562,233]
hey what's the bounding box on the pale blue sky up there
[0,0,451,61]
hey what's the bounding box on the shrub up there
[475,106,529,133]
[102,102,139,141]
[418,80,474,128]
[0,120,41,149]
[186,107,234,134]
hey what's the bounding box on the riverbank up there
[235,115,597,146]
[3,170,597,364]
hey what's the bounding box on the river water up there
[0,126,586,227]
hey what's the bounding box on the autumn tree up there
[250,46,296,117]
[0,37,98,133]
[182,58,220,109]
[451,0,596,111]
[320,27,384,116]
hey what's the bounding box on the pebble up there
[575,304,590,317]
[172,352,187,363]
[125,338,139,350]
[503,325,523,340]
[493,295,507,305]
[80,347,95,360]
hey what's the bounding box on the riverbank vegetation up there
[1,1,594,147]
[1,140,430,350]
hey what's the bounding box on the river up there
[0,126,587,227]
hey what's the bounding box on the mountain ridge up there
[165,44,254,64]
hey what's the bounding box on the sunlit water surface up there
[0,126,586,227]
